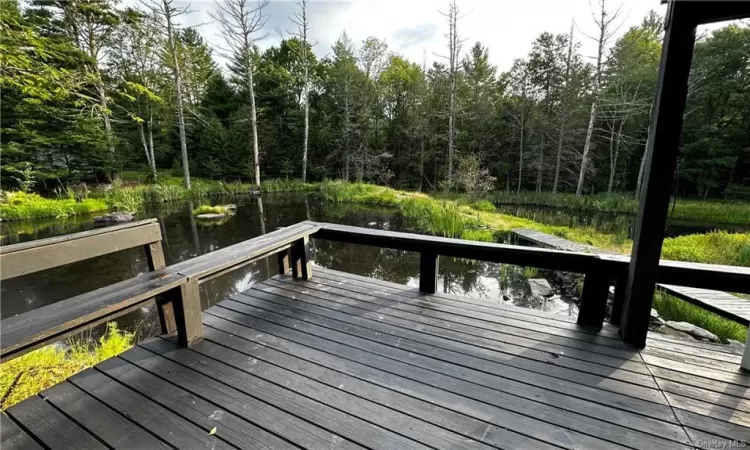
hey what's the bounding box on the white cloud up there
[148,0,728,73]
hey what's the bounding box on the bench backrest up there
[0,219,165,280]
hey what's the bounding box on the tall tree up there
[290,0,312,181]
[143,0,193,188]
[575,0,622,196]
[440,0,463,189]
[210,0,269,185]
[45,0,123,177]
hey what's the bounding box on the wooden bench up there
[0,219,320,363]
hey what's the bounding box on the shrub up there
[472,200,496,212]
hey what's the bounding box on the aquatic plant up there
[193,204,233,216]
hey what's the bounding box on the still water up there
[1,194,578,339]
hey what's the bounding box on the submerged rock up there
[196,213,226,220]
[528,279,553,298]
[94,211,135,223]
[665,321,720,343]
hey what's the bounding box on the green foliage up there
[400,197,465,238]
[0,191,108,221]
[460,229,495,242]
[662,232,750,267]
[0,323,134,410]
[193,204,231,216]
[652,291,747,343]
[471,200,496,212]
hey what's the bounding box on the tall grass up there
[401,197,466,238]
[0,323,134,410]
[488,191,750,225]
[0,191,108,221]
[652,291,747,342]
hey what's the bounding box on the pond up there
[1,194,581,340]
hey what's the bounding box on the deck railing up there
[2,219,749,366]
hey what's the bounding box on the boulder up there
[502,294,511,301]
[657,325,698,342]
[665,321,720,343]
[94,211,135,223]
[528,279,553,298]
[368,222,377,227]
[196,213,226,220]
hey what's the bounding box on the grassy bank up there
[0,191,108,221]
[0,176,315,221]
[489,191,750,225]
[0,323,133,410]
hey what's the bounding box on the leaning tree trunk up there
[607,119,624,194]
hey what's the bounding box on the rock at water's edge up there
[528,278,553,297]
[665,321,720,343]
[94,211,135,223]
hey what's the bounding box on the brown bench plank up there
[0,271,185,361]
[0,220,161,280]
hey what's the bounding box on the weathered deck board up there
[5,269,750,449]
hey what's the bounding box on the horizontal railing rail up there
[310,222,750,330]
[0,221,319,363]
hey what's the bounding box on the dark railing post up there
[291,236,312,280]
[277,249,291,275]
[171,278,203,347]
[419,251,439,294]
[577,270,609,329]
[145,241,177,335]
[609,275,627,326]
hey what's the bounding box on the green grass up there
[0,323,134,410]
[489,191,750,225]
[193,204,232,216]
[652,291,747,343]
[0,191,108,221]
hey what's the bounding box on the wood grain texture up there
[6,268,750,450]
[0,271,185,362]
[0,220,161,280]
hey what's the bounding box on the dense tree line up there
[2,0,749,198]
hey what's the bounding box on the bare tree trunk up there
[138,123,151,170]
[147,113,157,181]
[302,79,309,181]
[160,0,191,189]
[576,0,615,196]
[553,22,574,194]
[419,134,425,192]
[443,0,460,189]
[537,124,544,193]
[517,96,525,194]
[248,67,261,185]
[607,119,624,193]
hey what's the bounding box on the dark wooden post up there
[144,241,177,335]
[620,1,697,348]
[609,275,627,326]
[419,251,439,294]
[291,236,312,280]
[278,249,291,275]
[172,278,203,347]
[577,270,609,329]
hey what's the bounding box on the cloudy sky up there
[178,0,669,72]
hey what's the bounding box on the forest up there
[1,0,750,199]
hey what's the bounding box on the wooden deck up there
[3,267,750,449]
